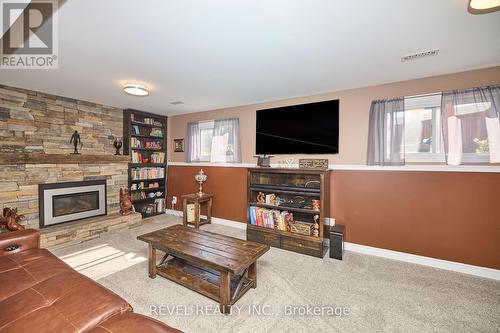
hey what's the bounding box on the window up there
[403,94,445,163]
[368,85,500,166]
[443,100,492,164]
[186,118,241,163]
[199,121,215,161]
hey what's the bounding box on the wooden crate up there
[290,221,313,236]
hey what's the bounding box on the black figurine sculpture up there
[113,137,123,155]
[70,130,82,154]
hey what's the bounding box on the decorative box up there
[290,221,313,236]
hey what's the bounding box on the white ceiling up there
[1,0,499,115]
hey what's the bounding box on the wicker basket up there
[290,221,313,236]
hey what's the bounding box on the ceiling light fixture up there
[468,0,500,14]
[123,83,149,96]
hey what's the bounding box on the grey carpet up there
[52,215,500,333]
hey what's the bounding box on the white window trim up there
[404,94,444,163]
[404,93,442,109]
[198,120,214,130]
[405,152,446,163]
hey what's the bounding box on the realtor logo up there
[0,0,58,69]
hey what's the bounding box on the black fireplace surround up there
[38,180,107,228]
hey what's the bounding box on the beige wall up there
[168,66,500,164]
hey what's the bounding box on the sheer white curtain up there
[186,118,241,163]
[210,118,241,163]
[366,98,405,165]
[441,85,500,165]
[186,121,200,162]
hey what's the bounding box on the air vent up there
[401,49,439,62]
[170,101,184,105]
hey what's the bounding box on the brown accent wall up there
[167,166,248,223]
[167,165,500,270]
[167,66,500,164]
[331,170,500,270]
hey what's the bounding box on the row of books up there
[131,151,165,163]
[136,198,165,215]
[131,125,141,135]
[131,191,147,201]
[131,167,165,180]
[154,198,165,213]
[149,152,165,163]
[131,125,163,137]
[249,207,292,231]
[130,137,162,149]
[131,114,163,127]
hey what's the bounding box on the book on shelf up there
[130,137,163,150]
[150,152,165,163]
[154,198,165,213]
[131,167,165,180]
[131,151,142,163]
[141,117,163,127]
[135,198,165,215]
[132,191,147,201]
[249,206,291,231]
[130,137,142,148]
[186,204,195,223]
[131,151,165,163]
[131,113,163,127]
[131,125,140,135]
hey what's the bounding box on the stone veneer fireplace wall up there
[0,84,129,230]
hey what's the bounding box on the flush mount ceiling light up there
[123,83,149,96]
[468,0,500,14]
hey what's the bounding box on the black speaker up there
[329,224,345,260]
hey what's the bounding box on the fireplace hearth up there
[39,180,107,228]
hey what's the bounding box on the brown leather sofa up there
[0,229,181,333]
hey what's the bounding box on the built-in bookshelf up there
[246,168,329,258]
[123,109,167,218]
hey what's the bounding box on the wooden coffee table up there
[137,225,269,314]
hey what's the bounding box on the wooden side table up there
[182,193,213,229]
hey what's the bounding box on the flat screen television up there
[256,99,339,154]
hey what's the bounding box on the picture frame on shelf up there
[174,138,184,152]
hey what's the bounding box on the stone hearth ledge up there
[40,212,142,249]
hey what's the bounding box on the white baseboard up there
[344,242,500,281]
[164,209,247,230]
[163,209,499,280]
[210,217,247,230]
[164,209,183,217]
